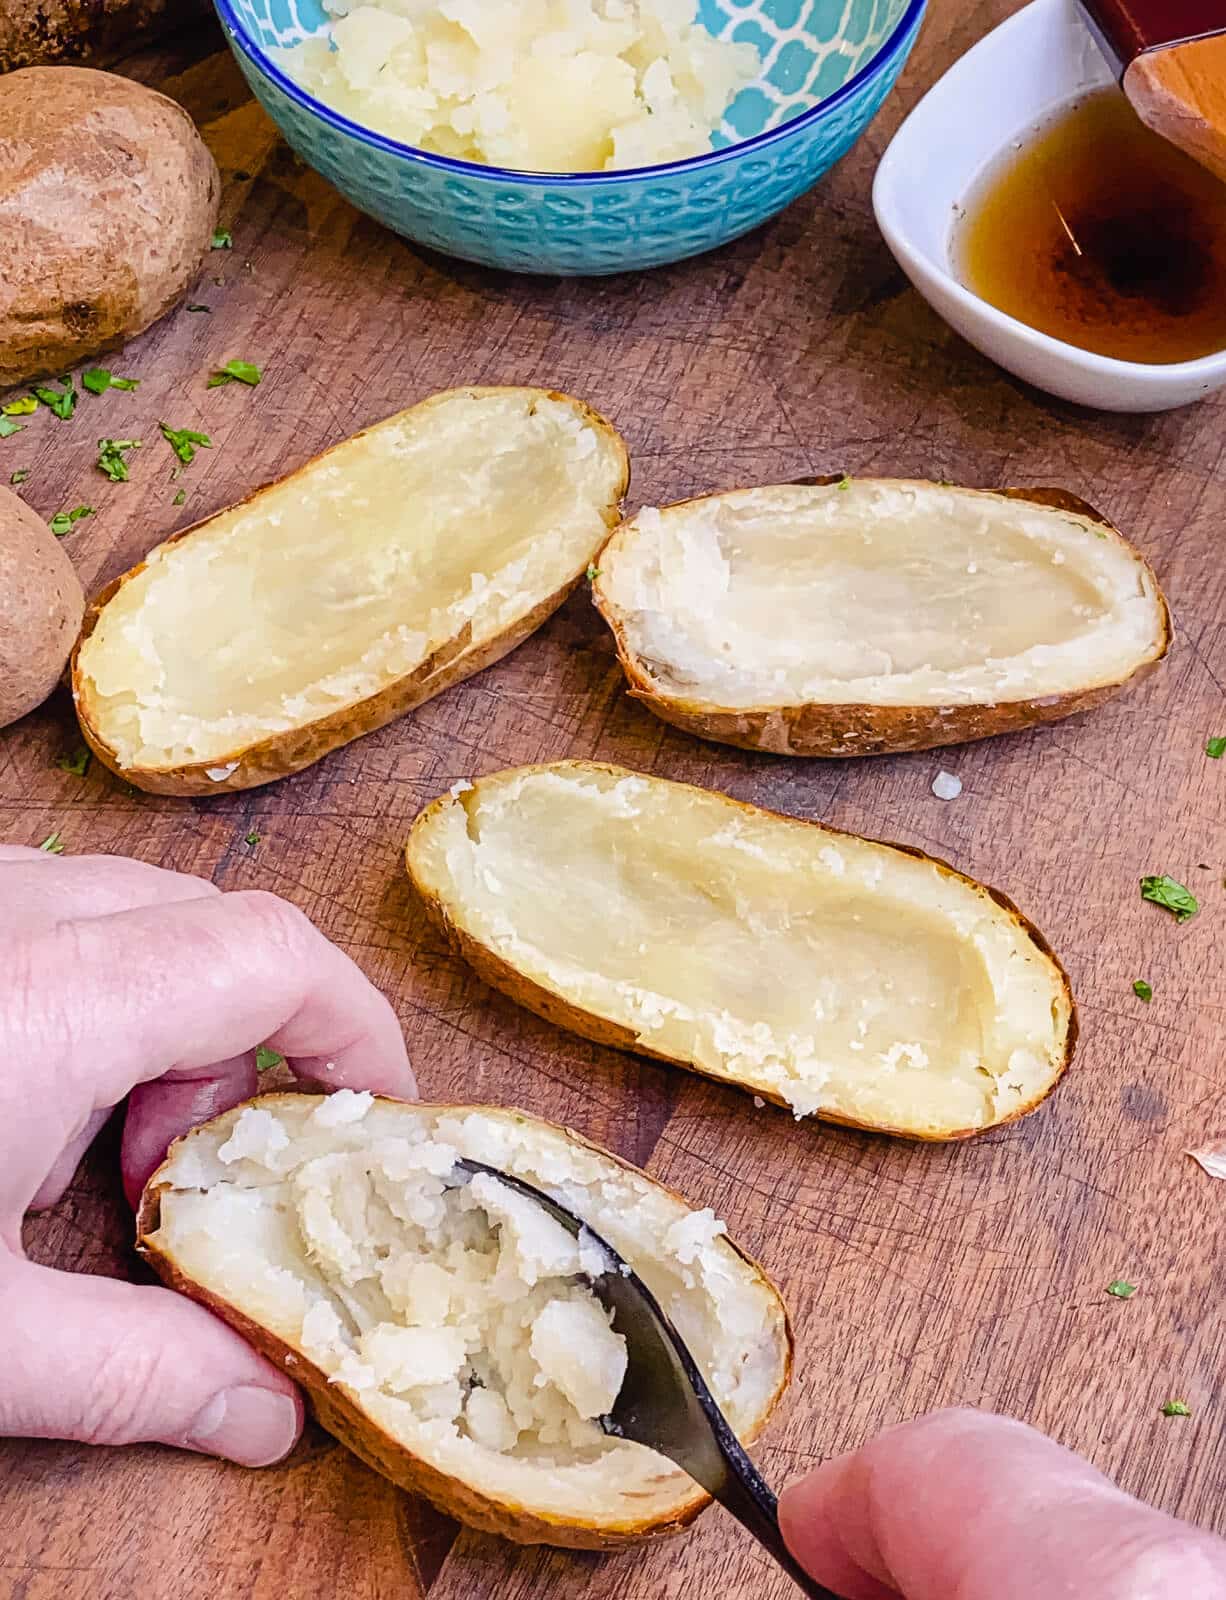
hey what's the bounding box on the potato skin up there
[0,67,219,387]
[72,388,630,795]
[406,762,1078,1142]
[136,1095,792,1549]
[593,484,1172,758]
[0,483,84,727]
[0,1,211,71]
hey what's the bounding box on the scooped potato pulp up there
[407,764,1075,1139]
[138,1095,790,1546]
[74,388,628,792]
[593,480,1169,755]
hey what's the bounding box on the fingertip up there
[780,1453,899,1600]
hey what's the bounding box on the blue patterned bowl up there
[215,0,926,275]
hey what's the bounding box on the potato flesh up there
[148,1095,785,1522]
[76,392,624,769]
[597,482,1166,709]
[411,767,1071,1135]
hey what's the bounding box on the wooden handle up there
[1125,34,1226,185]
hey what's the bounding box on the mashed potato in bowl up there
[273,0,760,172]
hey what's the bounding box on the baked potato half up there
[0,67,219,387]
[591,480,1170,756]
[137,1094,791,1549]
[73,387,629,794]
[406,763,1076,1140]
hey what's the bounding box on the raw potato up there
[0,483,84,728]
[138,1094,791,1548]
[406,763,1076,1139]
[592,480,1171,756]
[73,387,629,795]
[0,67,219,387]
[0,1,211,72]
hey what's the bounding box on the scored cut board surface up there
[2,4,1225,1597]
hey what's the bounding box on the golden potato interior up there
[594,481,1167,711]
[76,389,627,773]
[140,1096,789,1540]
[407,764,1073,1138]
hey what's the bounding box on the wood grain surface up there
[2,5,1225,1597]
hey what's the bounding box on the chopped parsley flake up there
[97,438,142,482]
[172,489,186,506]
[207,359,262,388]
[186,303,211,313]
[1133,979,1153,1002]
[1161,1400,1192,1417]
[159,422,212,465]
[1140,875,1199,923]
[255,1046,284,1072]
[211,229,233,250]
[49,505,93,537]
[10,468,29,485]
[2,395,38,416]
[56,746,92,777]
[245,830,261,846]
[1106,1280,1137,1298]
[38,831,64,853]
[837,474,853,490]
[0,417,23,438]
[33,376,76,420]
[1207,736,1226,760]
[586,564,601,581]
[82,368,139,395]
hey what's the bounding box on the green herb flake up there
[1133,979,1153,1002]
[38,831,64,854]
[56,746,92,777]
[2,395,38,416]
[159,422,212,466]
[172,489,186,506]
[837,474,853,491]
[586,564,601,582]
[255,1046,284,1072]
[33,376,76,420]
[208,359,262,388]
[97,438,142,482]
[1161,1400,1192,1417]
[1207,736,1226,760]
[211,229,233,250]
[186,303,211,313]
[0,417,23,438]
[10,468,29,485]
[1140,875,1199,924]
[245,830,261,847]
[49,505,94,537]
[1106,1280,1137,1299]
[82,368,140,396]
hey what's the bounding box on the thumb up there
[778,1408,1226,1600]
[1,1257,302,1467]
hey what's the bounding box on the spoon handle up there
[704,1428,843,1600]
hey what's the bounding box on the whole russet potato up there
[0,66,219,387]
[0,484,84,727]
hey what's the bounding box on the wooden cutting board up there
[2,4,1224,1596]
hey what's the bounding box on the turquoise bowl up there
[215,0,926,275]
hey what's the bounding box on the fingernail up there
[185,1385,299,1467]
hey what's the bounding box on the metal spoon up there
[456,1160,839,1600]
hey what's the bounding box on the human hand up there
[0,845,415,1469]
[779,1408,1226,1598]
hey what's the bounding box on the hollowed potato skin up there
[593,484,1172,758]
[406,762,1078,1141]
[71,388,630,796]
[136,1097,793,1549]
